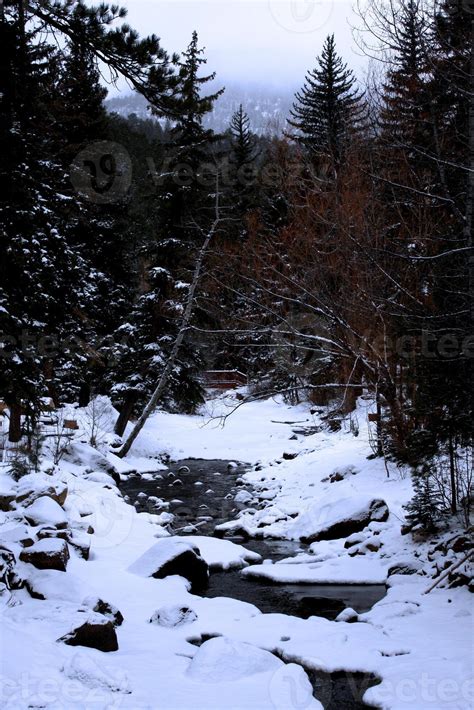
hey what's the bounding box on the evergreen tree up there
[0,3,83,437]
[110,32,222,432]
[230,104,258,171]
[404,465,444,532]
[379,0,432,158]
[56,0,109,164]
[156,29,224,238]
[108,262,203,436]
[228,104,260,227]
[288,34,365,165]
[50,4,135,405]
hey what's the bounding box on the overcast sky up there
[112,1,367,94]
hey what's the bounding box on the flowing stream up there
[122,459,384,709]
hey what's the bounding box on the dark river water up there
[122,459,384,709]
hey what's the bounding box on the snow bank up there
[241,555,389,585]
[0,393,471,710]
[187,636,282,681]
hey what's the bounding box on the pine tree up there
[108,261,203,436]
[56,0,109,164]
[0,3,83,436]
[228,104,260,232]
[111,32,222,433]
[155,30,224,237]
[404,465,444,532]
[380,0,432,154]
[46,8,130,405]
[288,34,365,165]
[230,104,259,171]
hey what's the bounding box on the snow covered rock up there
[68,530,91,560]
[0,480,16,512]
[20,538,69,572]
[387,559,423,577]
[187,636,282,682]
[358,536,382,553]
[16,473,68,507]
[82,597,124,626]
[234,490,253,506]
[335,607,359,623]
[0,523,35,547]
[63,653,130,694]
[149,605,197,627]
[24,568,86,602]
[298,497,389,543]
[57,616,118,652]
[0,546,17,589]
[242,555,389,584]
[64,442,120,485]
[214,520,251,540]
[128,539,209,592]
[36,527,68,541]
[344,532,367,549]
[23,496,68,530]
[328,464,359,483]
[170,535,261,571]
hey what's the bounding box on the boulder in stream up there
[298,497,389,543]
[128,539,209,592]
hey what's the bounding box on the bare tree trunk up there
[8,402,22,443]
[468,14,474,324]
[78,382,91,408]
[116,187,222,459]
[448,431,457,514]
[375,382,383,458]
[114,391,138,437]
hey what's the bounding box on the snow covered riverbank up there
[0,393,472,709]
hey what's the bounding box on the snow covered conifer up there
[288,34,365,166]
[404,465,444,533]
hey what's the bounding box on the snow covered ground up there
[0,392,472,709]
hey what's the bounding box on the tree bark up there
[448,431,457,514]
[8,401,22,443]
[78,382,91,408]
[114,390,138,437]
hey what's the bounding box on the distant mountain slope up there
[106,82,294,136]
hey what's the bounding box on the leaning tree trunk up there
[116,188,222,459]
[114,391,138,437]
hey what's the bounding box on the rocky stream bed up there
[122,458,386,709]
